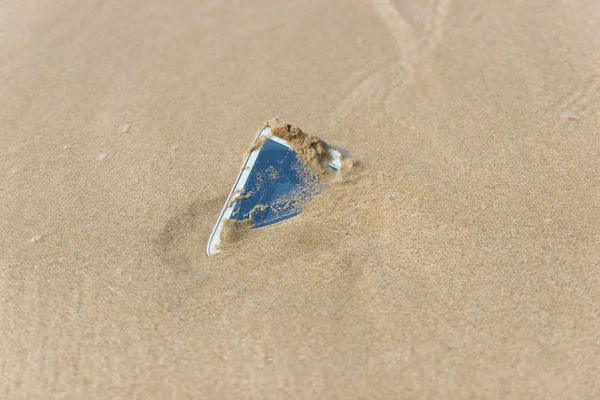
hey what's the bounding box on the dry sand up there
[1,0,599,398]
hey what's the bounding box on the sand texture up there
[1,0,599,399]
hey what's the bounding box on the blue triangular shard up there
[207,125,341,255]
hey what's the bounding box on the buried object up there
[206,119,343,255]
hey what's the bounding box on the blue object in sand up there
[206,126,341,255]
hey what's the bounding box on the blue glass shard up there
[229,138,337,228]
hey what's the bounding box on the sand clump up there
[266,118,337,181]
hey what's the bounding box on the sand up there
[1,0,599,398]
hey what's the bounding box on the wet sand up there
[1,0,599,398]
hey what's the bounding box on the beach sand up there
[1,0,599,398]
